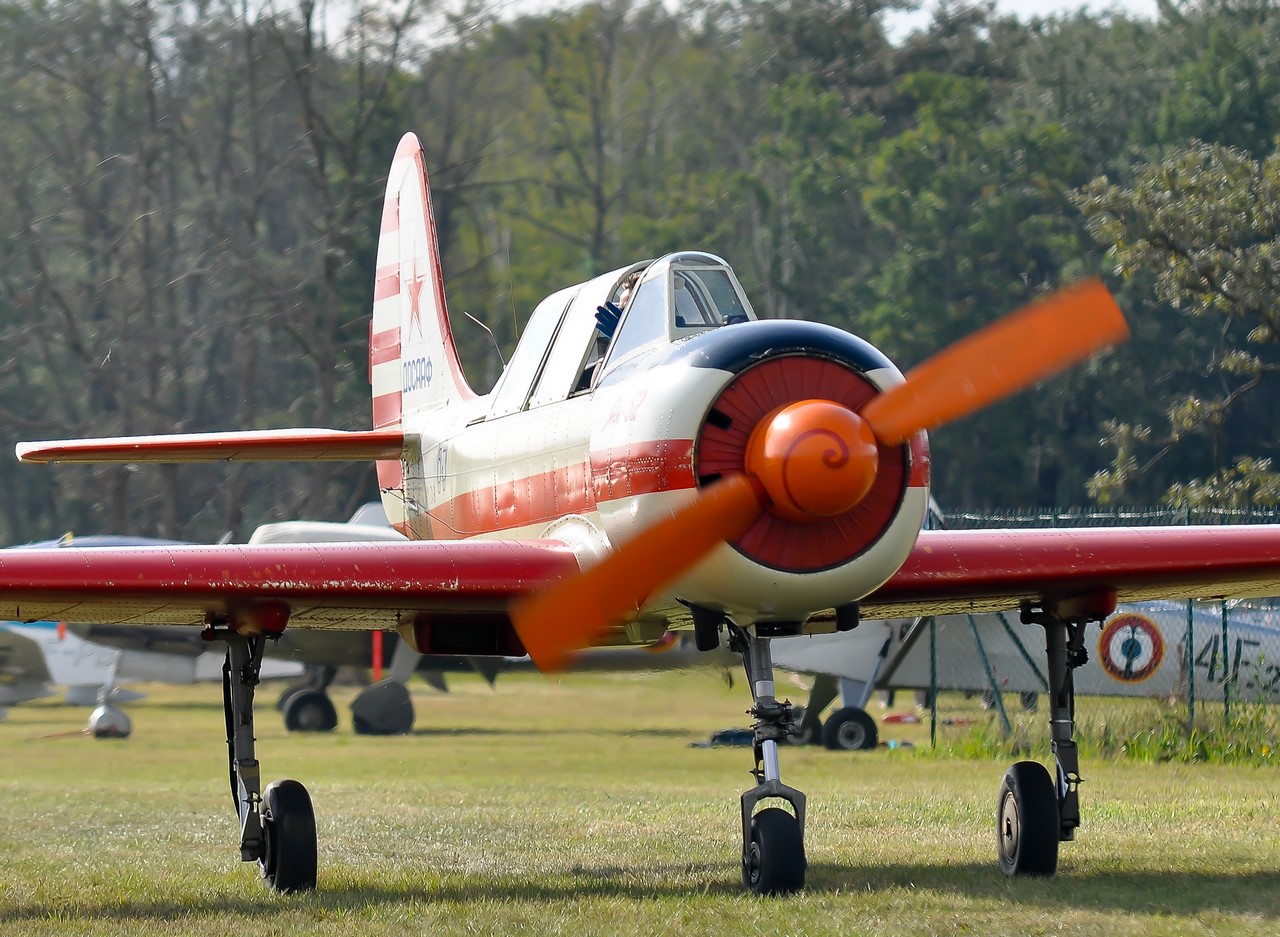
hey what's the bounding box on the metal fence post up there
[1221,599,1231,723]
[1186,599,1195,733]
[967,614,1012,737]
[929,616,937,751]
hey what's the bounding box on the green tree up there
[1077,141,1280,507]
[858,72,1100,505]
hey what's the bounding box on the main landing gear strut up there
[996,597,1109,877]
[728,624,807,895]
[214,626,317,892]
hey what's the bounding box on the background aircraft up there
[2,535,302,736]
[881,599,1280,707]
[7,131,1280,898]
[0,625,55,722]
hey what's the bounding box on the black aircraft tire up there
[786,712,819,746]
[741,807,806,895]
[282,689,339,733]
[997,760,1059,877]
[260,779,318,893]
[821,706,878,751]
[350,680,415,735]
[276,684,310,712]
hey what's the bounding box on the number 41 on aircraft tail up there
[10,132,1280,895]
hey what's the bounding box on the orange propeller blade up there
[859,279,1127,445]
[510,474,764,671]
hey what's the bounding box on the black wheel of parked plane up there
[785,709,819,746]
[282,688,338,733]
[276,683,307,712]
[260,779,317,893]
[997,760,1059,877]
[741,807,805,895]
[821,706,878,751]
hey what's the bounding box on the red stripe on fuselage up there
[426,439,697,540]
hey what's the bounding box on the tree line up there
[0,0,1277,543]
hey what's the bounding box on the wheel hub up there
[744,842,762,886]
[1000,791,1020,858]
[837,722,865,749]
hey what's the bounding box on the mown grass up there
[1,669,1277,936]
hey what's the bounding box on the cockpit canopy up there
[487,251,756,419]
[604,252,755,366]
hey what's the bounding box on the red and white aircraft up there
[9,132,1280,895]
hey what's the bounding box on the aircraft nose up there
[743,400,879,523]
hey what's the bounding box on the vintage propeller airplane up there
[8,131,1280,896]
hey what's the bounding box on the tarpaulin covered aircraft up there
[8,132,1280,896]
[881,599,1280,707]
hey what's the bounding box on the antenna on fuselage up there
[463,310,507,368]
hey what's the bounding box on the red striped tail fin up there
[370,133,476,532]
[370,132,476,427]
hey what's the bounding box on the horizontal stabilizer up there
[16,428,404,464]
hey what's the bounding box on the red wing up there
[0,540,578,629]
[860,526,1280,619]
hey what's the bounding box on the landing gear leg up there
[790,673,837,746]
[997,600,1102,877]
[219,629,317,892]
[731,625,806,895]
[88,652,132,739]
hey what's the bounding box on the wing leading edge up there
[15,428,404,464]
[860,526,1280,620]
[0,540,579,630]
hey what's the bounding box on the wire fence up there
[905,508,1280,746]
[940,505,1280,528]
[903,600,1280,730]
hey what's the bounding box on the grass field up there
[1,668,1277,936]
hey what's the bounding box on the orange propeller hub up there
[743,399,880,523]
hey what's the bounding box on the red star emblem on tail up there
[406,255,427,338]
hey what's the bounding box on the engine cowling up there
[588,319,930,625]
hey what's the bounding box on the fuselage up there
[388,253,930,632]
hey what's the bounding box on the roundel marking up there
[1098,612,1165,683]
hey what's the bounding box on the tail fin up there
[370,133,476,535]
[370,132,476,431]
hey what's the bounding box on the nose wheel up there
[742,806,806,895]
[731,625,807,895]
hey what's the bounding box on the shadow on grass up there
[3,861,1277,922]
[0,864,737,923]
[809,861,1280,917]
[408,726,695,739]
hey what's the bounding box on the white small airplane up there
[8,131,1280,896]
